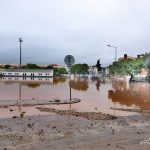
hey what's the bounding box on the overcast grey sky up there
[0,0,150,66]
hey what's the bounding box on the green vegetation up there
[71,64,89,74]
[4,64,12,69]
[46,65,53,69]
[0,63,54,70]
[109,57,144,75]
[143,53,150,72]
[21,64,43,69]
[143,53,150,81]
[96,59,102,71]
[53,68,67,76]
[21,63,51,69]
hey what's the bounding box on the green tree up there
[71,64,89,74]
[53,68,67,76]
[21,64,42,69]
[96,59,101,71]
[144,53,150,70]
[143,53,150,82]
[4,64,11,69]
[130,58,144,74]
[46,65,53,69]
[109,58,144,75]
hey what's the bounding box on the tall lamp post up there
[107,45,117,61]
[107,45,118,116]
[19,38,23,68]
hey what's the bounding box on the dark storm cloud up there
[0,0,150,66]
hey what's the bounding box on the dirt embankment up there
[36,107,117,120]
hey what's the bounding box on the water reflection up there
[19,83,21,100]
[95,80,101,91]
[108,80,150,110]
[94,78,107,91]
[53,76,67,84]
[69,78,88,91]
[22,83,41,88]
[1,77,53,84]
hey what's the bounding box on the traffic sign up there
[64,55,75,66]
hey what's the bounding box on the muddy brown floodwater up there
[0,76,150,118]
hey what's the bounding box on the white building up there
[0,69,53,78]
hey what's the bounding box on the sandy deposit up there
[0,98,81,107]
[0,108,150,150]
[36,107,117,120]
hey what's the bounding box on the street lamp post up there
[19,38,23,68]
[107,45,117,116]
[107,45,117,61]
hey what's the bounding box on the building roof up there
[118,56,136,61]
[1,69,52,72]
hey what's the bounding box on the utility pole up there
[19,38,23,68]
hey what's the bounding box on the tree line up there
[109,52,150,79]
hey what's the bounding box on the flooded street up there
[0,77,150,118]
[0,78,150,150]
